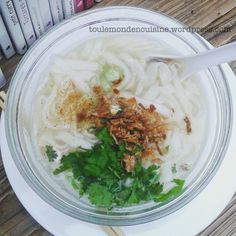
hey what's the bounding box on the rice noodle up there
[34,35,206,187]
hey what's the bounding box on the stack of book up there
[0,0,101,59]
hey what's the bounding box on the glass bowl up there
[5,7,232,226]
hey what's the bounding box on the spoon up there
[149,41,236,79]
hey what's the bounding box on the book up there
[12,0,36,47]
[26,0,45,38]
[74,0,84,13]
[84,0,94,9]
[0,49,3,60]
[38,0,53,32]
[0,14,15,58]
[0,0,27,55]
[62,0,75,19]
[49,0,63,25]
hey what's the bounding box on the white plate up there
[1,63,236,236]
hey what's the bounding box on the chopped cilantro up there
[45,145,57,162]
[154,179,185,202]
[66,176,83,196]
[165,145,169,152]
[171,163,177,174]
[131,144,143,155]
[87,183,113,207]
[99,64,124,92]
[51,127,185,208]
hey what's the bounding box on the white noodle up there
[34,35,206,189]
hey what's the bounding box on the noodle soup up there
[34,35,206,208]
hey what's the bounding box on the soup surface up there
[34,35,206,208]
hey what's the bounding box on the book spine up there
[61,0,75,19]
[84,0,94,9]
[0,0,27,55]
[38,0,53,32]
[0,49,3,60]
[49,0,63,25]
[12,0,36,47]
[0,14,15,58]
[74,0,84,13]
[26,0,45,38]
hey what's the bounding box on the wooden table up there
[1,0,236,235]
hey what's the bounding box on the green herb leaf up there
[66,176,83,196]
[154,179,185,203]
[87,183,113,207]
[45,145,57,162]
[165,145,169,152]
[96,127,114,144]
[99,64,124,92]
[171,163,177,174]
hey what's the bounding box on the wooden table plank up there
[0,55,22,92]
[96,0,236,28]
[199,194,236,236]
[202,7,236,46]
[0,190,25,226]
[1,1,236,235]
[230,61,236,72]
